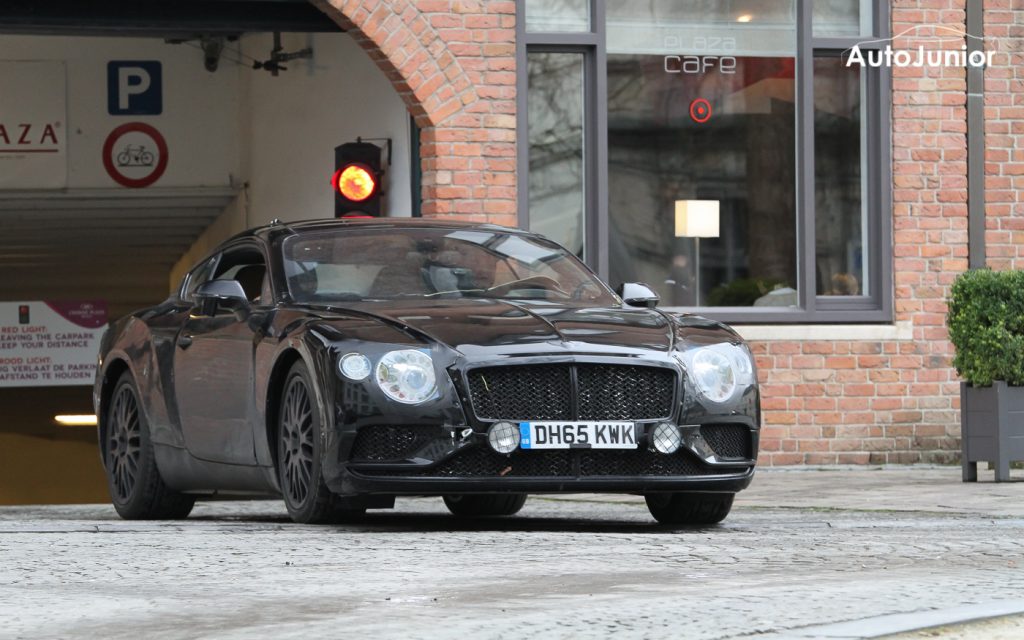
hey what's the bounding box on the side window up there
[182,256,218,302]
[212,246,269,304]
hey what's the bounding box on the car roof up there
[230,217,529,244]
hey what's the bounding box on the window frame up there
[516,0,892,324]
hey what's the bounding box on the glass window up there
[606,1,797,307]
[517,0,890,322]
[813,0,872,37]
[525,0,590,33]
[527,52,586,259]
[182,256,218,302]
[213,247,268,303]
[281,228,615,304]
[814,57,868,296]
[607,0,796,56]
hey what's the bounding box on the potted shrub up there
[947,269,1024,482]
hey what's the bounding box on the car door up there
[172,243,269,465]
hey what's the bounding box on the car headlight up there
[375,349,437,404]
[338,353,372,381]
[683,343,754,404]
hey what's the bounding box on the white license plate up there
[519,421,638,450]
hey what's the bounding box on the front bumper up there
[330,467,756,496]
[323,422,758,496]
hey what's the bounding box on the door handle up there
[178,334,193,349]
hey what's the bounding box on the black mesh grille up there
[578,449,705,476]
[701,424,752,459]
[467,365,572,421]
[434,448,574,477]
[467,364,675,422]
[358,446,721,478]
[350,425,444,461]
[577,364,675,420]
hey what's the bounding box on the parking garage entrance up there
[0,1,418,503]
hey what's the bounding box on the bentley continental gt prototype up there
[95,219,759,524]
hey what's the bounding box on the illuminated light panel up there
[332,164,376,202]
[736,14,753,22]
[55,414,98,427]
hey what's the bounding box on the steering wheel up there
[486,275,569,298]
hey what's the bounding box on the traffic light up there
[333,141,384,217]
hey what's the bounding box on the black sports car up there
[95,219,759,524]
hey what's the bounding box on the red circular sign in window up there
[689,98,712,124]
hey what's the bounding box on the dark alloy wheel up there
[278,360,364,524]
[105,372,195,520]
[443,494,528,517]
[644,492,734,525]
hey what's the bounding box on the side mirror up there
[194,280,249,310]
[617,282,660,309]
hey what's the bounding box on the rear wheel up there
[105,372,195,520]
[644,493,734,525]
[278,360,364,524]
[443,494,527,517]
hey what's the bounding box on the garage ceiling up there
[0,188,237,317]
[0,1,340,319]
[0,0,341,38]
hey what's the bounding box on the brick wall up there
[755,0,971,465]
[984,0,1024,269]
[311,0,1019,465]
[316,0,518,226]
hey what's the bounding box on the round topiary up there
[946,269,1024,386]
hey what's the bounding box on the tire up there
[104,372,195,520]
[443,494,527,517]
[644,492,734,525]
[278,360,364,524]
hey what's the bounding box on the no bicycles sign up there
[102,122,168,188]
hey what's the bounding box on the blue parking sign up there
[107,61,162,115]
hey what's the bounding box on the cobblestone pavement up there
[2,467,1024,639]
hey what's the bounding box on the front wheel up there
[278,360,364,524]
[105,372,195,520]
[443,494,527,517]
[645,493,734,525]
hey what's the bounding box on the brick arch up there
[313,0,518,225]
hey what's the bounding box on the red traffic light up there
[334,140,384,217]
[331,163,377,202]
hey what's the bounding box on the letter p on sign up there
[107,61,162,115]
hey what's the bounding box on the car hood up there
[307,298,735,356]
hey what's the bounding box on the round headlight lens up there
[488,421,521,454]
[375,350,437,404]
[691,348,737,403]
[339,353,371,381]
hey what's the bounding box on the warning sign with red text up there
[0,301,107,387]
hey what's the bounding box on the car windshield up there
[281,227,616,304]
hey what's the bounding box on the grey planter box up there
[962,381,1024,482]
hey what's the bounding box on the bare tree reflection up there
[528,53,585,257]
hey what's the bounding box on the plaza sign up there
[0,61,67,189]
[0,301,106,388]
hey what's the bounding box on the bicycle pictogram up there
[116,144,154,167]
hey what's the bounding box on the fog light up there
[488,421,520,454]
[650,422,682,454]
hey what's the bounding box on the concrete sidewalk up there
[739,465,1024,517]
[546,464,1024,518]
